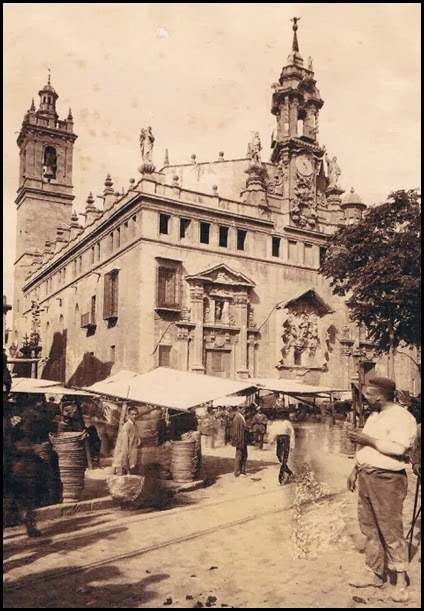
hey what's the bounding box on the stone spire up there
[103,173,115,209]
[70,210,83,239]
[30,98,36,112]
[84,192,98,225]
[163,149,170,167]
[291,17,300,52]
[287,17,304,67]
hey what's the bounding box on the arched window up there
[45,322,50,353]
[74,303,80,325]
[59,314,64,334]
[43,146,57,180]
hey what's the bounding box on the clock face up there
[296,154,313,176]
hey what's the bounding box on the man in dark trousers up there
[347,377,418,603]
[251,406,268,450]
[230,406,248,477]
[267,415,295,485]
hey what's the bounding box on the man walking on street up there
[267,415,295,485]
[347,377,417,603]
[230,406,248,477]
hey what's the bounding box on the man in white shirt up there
[267,416,296,485]
[347,377,417,603]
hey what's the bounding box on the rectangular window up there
[159,213,170,235]
[319,246,327,266]
[123,221,129,242]
[304,243,314,266]
[78,256,83,273]
[73,259,77,278]
[200,222,210,244]
[63,267,66,284]
[109,232,114,252]
[103,270,119,319]
[180,218,191,239]
[237,229,247,251]
[219,226,229,248]
[91,295,97,324]
[96,242,101,261]
[157,267,179,308]
[116,227,121,248]
[288,240,298,262]
[110,345,116,363]
[90,246,95,265]
[130,215,137,237]
[272,236,281,257]
[158,345,171,367]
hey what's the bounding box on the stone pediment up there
[185,264,255,288]
[277,288,334,315]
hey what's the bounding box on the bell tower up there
[13,75,77,331]
[269,18,330,229]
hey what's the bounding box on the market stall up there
[250,378,349,424]
[4,379,96,510]
[81,367,256,491]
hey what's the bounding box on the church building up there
[11,22,419,392]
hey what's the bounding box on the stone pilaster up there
[189,283,205,373]
[235,293,249,377]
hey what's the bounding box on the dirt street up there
[3,430,421,608]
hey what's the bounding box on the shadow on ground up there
[200,453,277,487]
[3,520,126,575]
[4,564,170,608]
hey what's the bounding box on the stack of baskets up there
[49,432,87,503]
[170,439,198,483]
[181,430,202,478]
[136,407,165,447]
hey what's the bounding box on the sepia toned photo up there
[3,3,421,608]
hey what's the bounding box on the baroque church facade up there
[11,23,419,391]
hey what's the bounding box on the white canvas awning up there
[250,378,348,396]
[10,377,93,396]
[83,367,256,411]
[212,395,247,408]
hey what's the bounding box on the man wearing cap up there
[347,377,417,602]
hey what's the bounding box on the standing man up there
[251,406,268,450]
[230,406,248,477]
[114,406,140,475]
[267,415,296,485]
[347,377,417,603]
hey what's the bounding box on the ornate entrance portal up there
[185,264,258,378]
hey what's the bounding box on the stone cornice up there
[15,186,75,207]
[17,122,77,146]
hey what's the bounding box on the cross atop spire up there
[291,17,301,52]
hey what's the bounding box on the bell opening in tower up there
[42,146,57,181]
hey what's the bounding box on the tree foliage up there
[319,189,421,351]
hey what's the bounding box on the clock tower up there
[269,18,333,229]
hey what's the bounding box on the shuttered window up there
[103,270,119,319]
[158,345,171,367]
[157,267,178,308]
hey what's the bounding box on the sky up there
[3,3,421,302]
